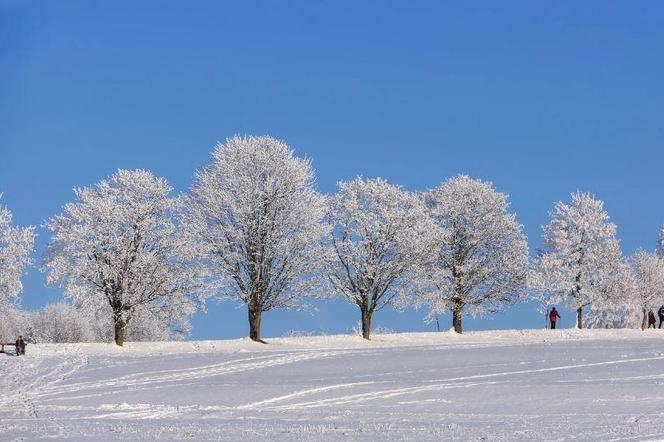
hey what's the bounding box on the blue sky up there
[2,1,663,339]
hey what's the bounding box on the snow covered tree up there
[43,169,204,346]
[421,175,529,333]
[26,302,95,343]
[628,250,664,330]
[181,135,328,343]
[325,177,437,340]
[535,192,622,329]
[0,195,35,313]
[583,260,639,329]
[658,225,664,258]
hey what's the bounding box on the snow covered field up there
[1,329,664,441]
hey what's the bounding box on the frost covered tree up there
[658,225,664,258]
[325,178,437,340]
[43,169,204,346]
[628,250,664,330]
[0,196,35,313]
[181,136,328,343]
[421,175,529,333]
[26,302,95,343]
[535,192,622,329]
[583,260,639,329]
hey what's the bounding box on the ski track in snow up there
[1,329,664,441]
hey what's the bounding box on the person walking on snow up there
[658,305,664,329]
[15,336,25,356]
[549,307,560,329]
[648,310,657,329]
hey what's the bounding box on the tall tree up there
[658,225,664,259]
[536,192,622,329]
[325,177,437,340]
[0,197,35,309]
[629,250,664,330]
[422,175,529,333]
[0,196,35,326]
[43,169,204,346]
[181,135,327,343]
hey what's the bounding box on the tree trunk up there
[641,309,647,331]
[361,307,372,340]
[248,306,265,343]
[114,318,127,346]
[576,307,583,329]
[452,299,463,333]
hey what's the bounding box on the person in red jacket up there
[549,307,560,329]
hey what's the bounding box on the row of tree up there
[1,135,663,345]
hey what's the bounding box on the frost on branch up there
[0,195,35,333]
[658,225,664,259]
[181,135,328,343]
[420,175,529,333]
[325,177,437,340]
[535,192,622,329]
[43,170,205,346]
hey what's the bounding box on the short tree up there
[0,195,35,312]
[422,175,529,333]
[628,250,664,330]
[43,169,204,346]
[325,177,437,340]
[536,192,622,329]
[181,136,328,343]
[26,302,95,343]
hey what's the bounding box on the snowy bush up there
[0,306,27,342]
[26,303,94,343]
[79,299,189,342]
[281,330,326,338]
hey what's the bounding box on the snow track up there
[1,329,664,441]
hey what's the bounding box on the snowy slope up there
[1,329,664,441]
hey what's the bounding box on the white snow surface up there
[2,329,664,441]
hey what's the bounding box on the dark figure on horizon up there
[658,305,664,329]
[648,310,657,329]
[549,307,560,329]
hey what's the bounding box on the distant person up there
[549,307,560,329]
[658,305,664,329]
[15,335,25,356]
[648,310,657,329]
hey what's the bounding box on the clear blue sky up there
[2,1,663,339]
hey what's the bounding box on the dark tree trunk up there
[114,318,127,346]
[576,307,583,329]
[452,299,463,333]
[361,307,372,340]
[248,306,265,343]
[641,309,647,331]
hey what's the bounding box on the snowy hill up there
[2,329,664,441]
